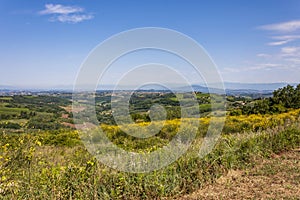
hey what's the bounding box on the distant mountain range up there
[217,82,296,91]
[0,82,298,96]
[174,82,296,96]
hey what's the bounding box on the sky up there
[1,0,300,88]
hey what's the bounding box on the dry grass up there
[179,150,300,200]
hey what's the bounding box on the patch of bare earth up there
[179,150,300,199]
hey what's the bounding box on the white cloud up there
[256,53,271,58]
[272,35,300,40]
[39,4,93,23]
[281,46,299,54]
[259,20,300,32]
[280,46,300,58]
[51,14,93,23]
[267,40,292,46]
[266,35,300,46]
[39,4,83,15]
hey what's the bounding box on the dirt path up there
[179,150,300,199]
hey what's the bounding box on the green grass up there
[0,106,29,114]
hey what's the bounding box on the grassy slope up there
[180,150,300,199]
[0,110,300,199]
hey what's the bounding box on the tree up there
[273,84,299,109]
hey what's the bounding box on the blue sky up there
[1,0,300,88]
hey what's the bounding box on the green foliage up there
[272,84,300,109]
[235,84,300,115]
